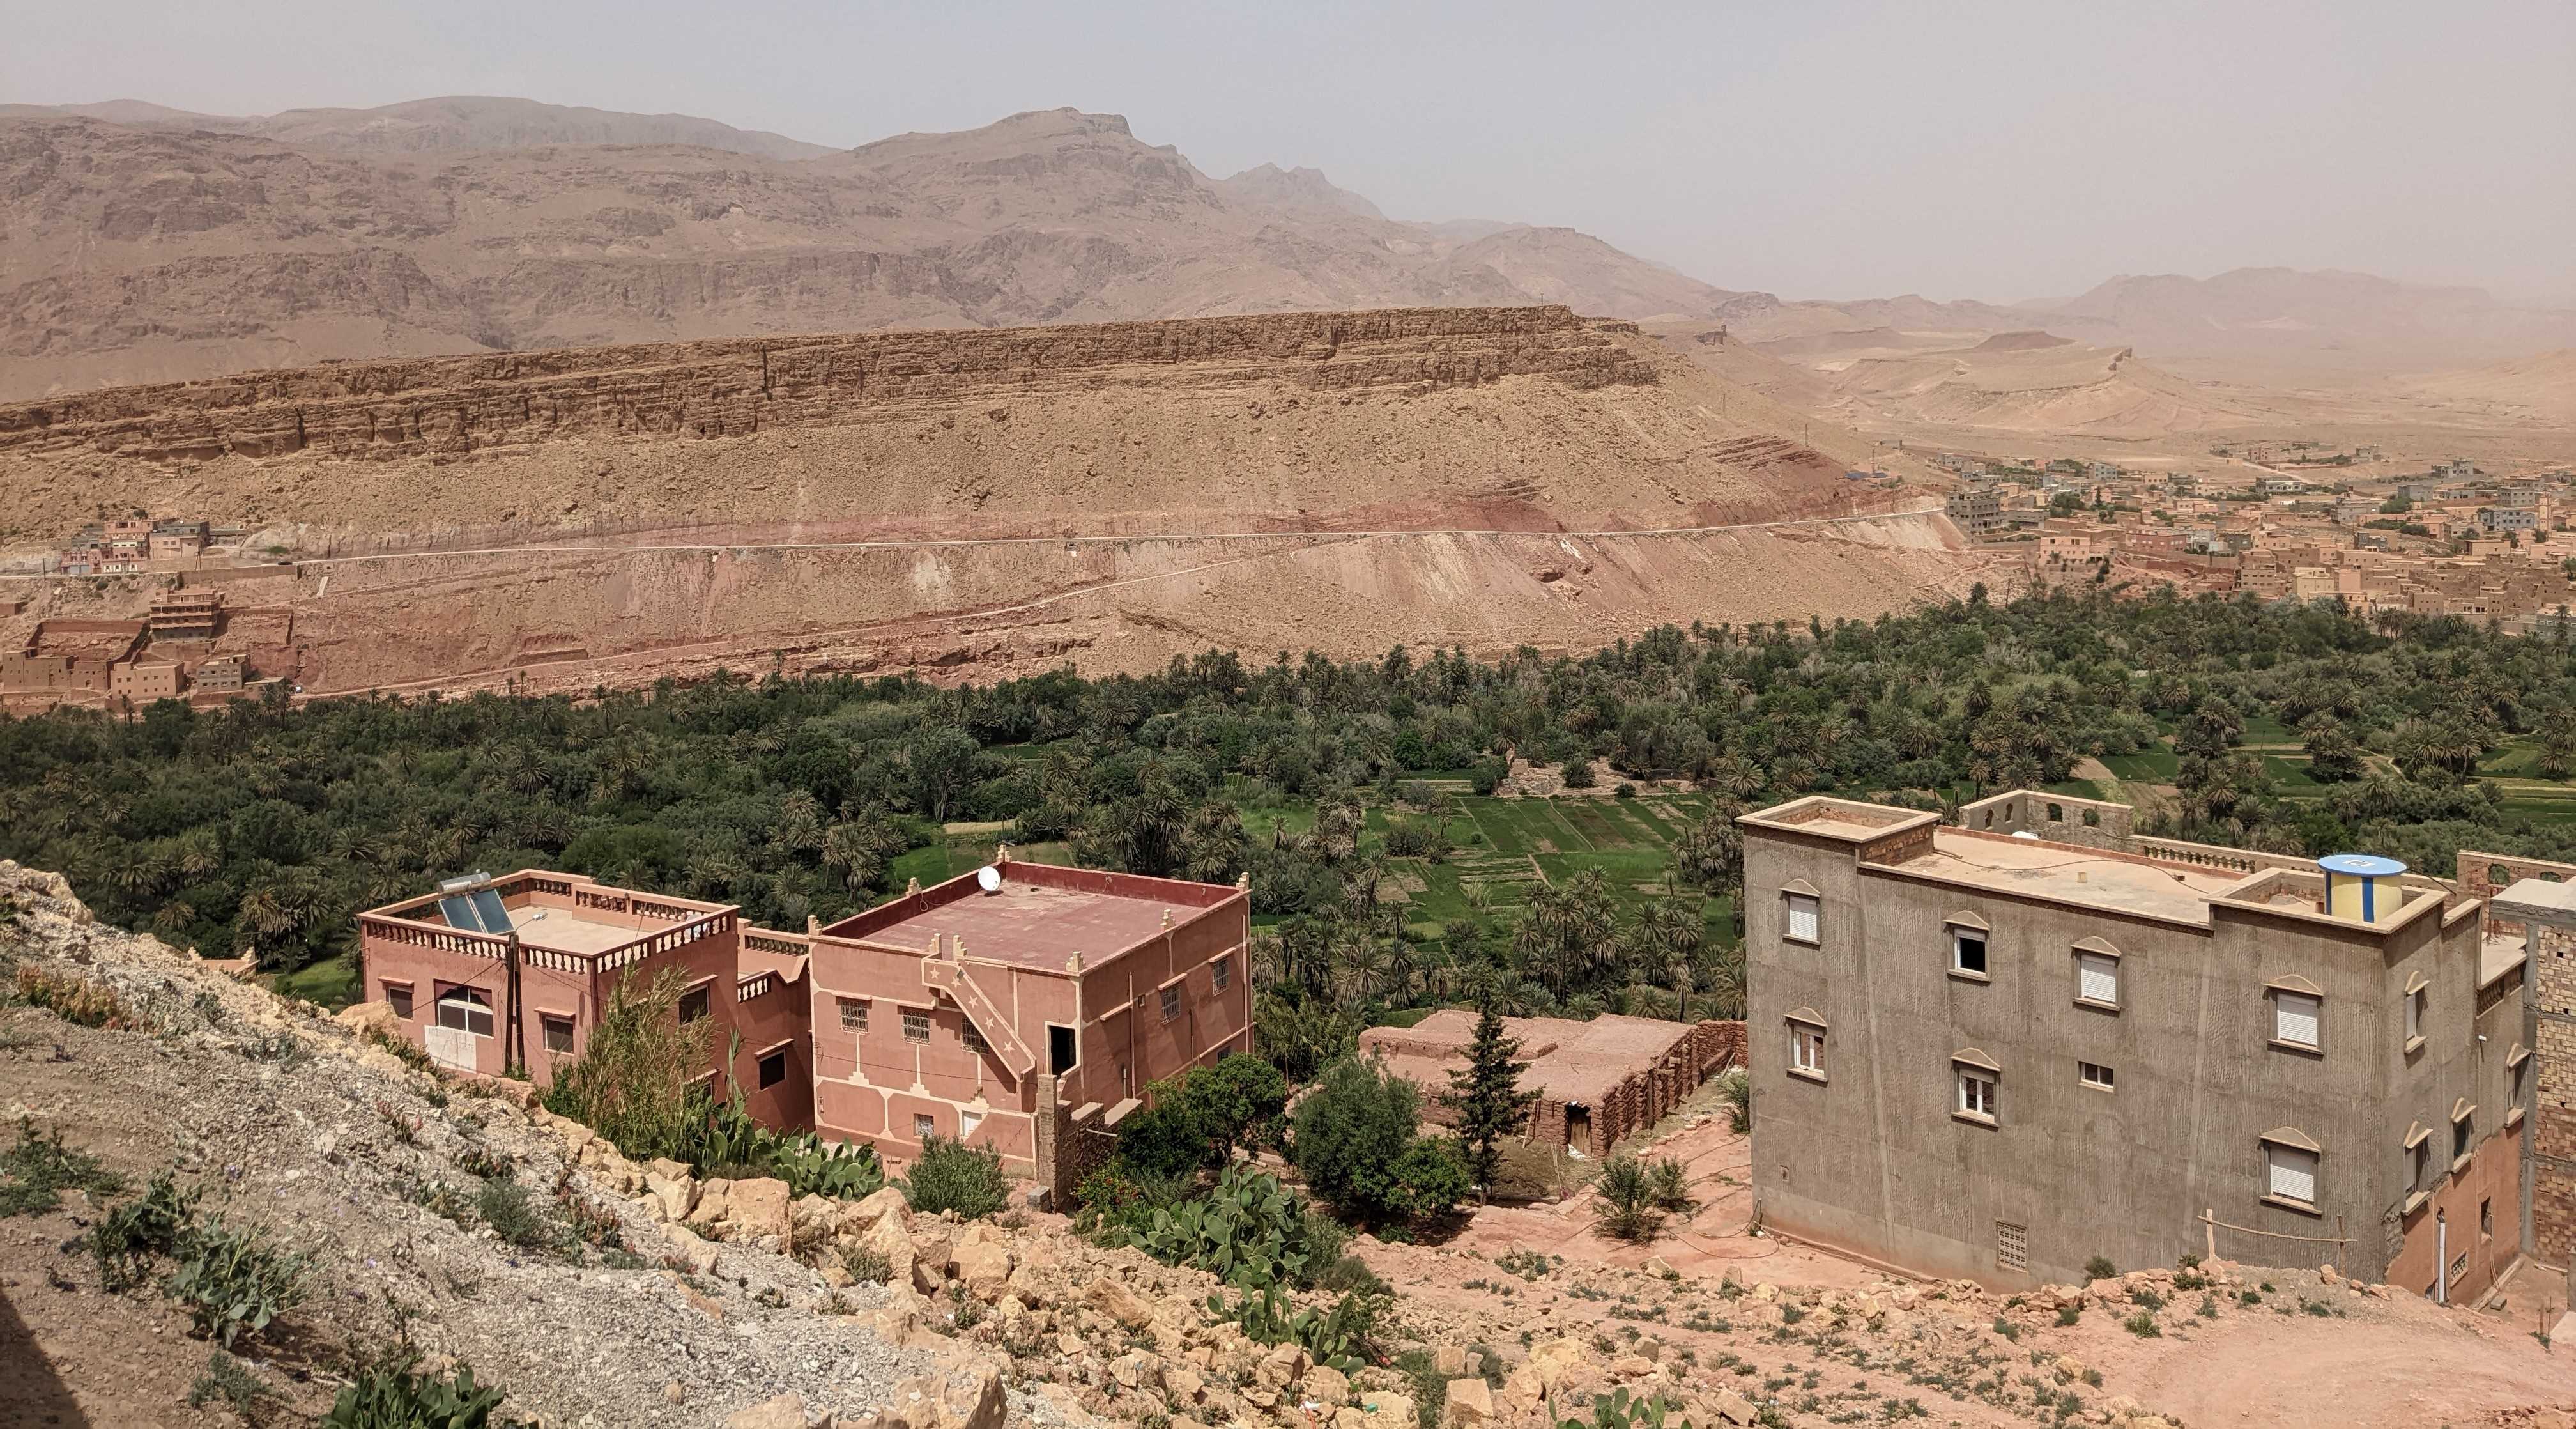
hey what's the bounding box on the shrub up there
[188,1351,286,1426]
[1594,1156,1664,1242]
[88,1168,200,1290]
[2083,1255,2117,1283]
[1291,1054,1464,1225]
[1645,1157,1694,1213]
[476,1178,562,1255]
[1560,1387,1690,1428]
[1715,1069,1751,1135]
[898,1133,1010,1220]
[1561,760,1597,790]
[841,1243,894,1284]
[1116,1054,1289,1179]
[539,968,710,1163]
[1209,1283,1384,1373]
[2121,1311,2161,1338]
[1,1116,126,1217]
[12,965,142,1031]
[1128,1163,1319,1289]
[323,1350,532,1429]
[2054,1304,2080,1327]
[169,1217,308,1348]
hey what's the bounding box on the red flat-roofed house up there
[356,850,1250,1197]
[795,849,1252,1182]
[357,872,815,1132]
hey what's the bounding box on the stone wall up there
[0,305,1653,465]
[2459,849,2573,1266]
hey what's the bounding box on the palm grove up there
[10,587,2576,1077]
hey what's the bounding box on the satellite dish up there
[976,866,1002,893]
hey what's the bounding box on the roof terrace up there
[818,857,1240,973]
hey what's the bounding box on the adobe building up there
[358,872,815,1132]
[1360,1010,1742,1156]
[358,851,1252,1198]
[2458,854,2576,1276]
[789,851,1252,1182]
[1740,790,2528,1299]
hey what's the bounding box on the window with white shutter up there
[1784,892,1820,945]
[2264,1143,2319,1205]
[2077,952,2120,1007]
[2273,991,2321,1049]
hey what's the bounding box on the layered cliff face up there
[0,305,1981,695]
[0,306,1650,465]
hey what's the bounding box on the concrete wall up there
[2458,850,2567,1269]
[1745,816,2513,1289]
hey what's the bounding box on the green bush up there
[1290,1055,1467,1226]
[841,1243,894,1283]
[2122,1311,2161,1338]
[1128,1163,1321,1290]
[1209,1283,1384,1373]
[1594,1156,1664,1242]
[898,1132,1010,1220]
[1115,1054,1289,1180]
[188,1352,286,1426]
[1645,1157,1693,1212]
[1715,1069,1751,1136]
[88,1168,201,1290]
[169,1217,308,1348]
[2083,1255,2117,1283]
[539,968,710,1163]
[1557,1387,1690,1428]
[476,1178,563,1255]
[323,1350,532,1428]
[1,1117,126,1217]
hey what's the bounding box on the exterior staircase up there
[921,948,1037,1079]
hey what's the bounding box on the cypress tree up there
[1443,1000,1540,1197]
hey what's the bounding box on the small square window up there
[757,1049,787,1088]
[914,1113,937,1140]
[963,1022,990,1054]
[960,1109,982,1140]
[678,984,712,1024]
[1956,1067,1998,1121]
[1951,931,1988,977]
[1160,984,1183,1021]
[1211,955,1231,993]
[2273,989,2321,1049]
[902,1011,930,1042]
[1996,1220,2028,1273]
[1789,1023,1825,1078]
[2076,951,2120,1008]
[838,998,868,1032]
[540,1015,575,1055]
[385,983,415,1021]
[2265,1142,2319,1206]
[2079,1061,2115,1091]
[1784,892,1820,945]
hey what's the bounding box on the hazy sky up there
[7,1,2569,302]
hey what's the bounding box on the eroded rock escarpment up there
[0,305,1649,465]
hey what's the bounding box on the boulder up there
[335,1001,399,1040]
[1710,1388,1759,1426]
[685,1179,732,1229]
[728,1177,792,1242]
[791,1192,838,1244]
[864,1210,918,1285]
[1441,1378,1495,1427]
[1431,1345,1470,1378]
[951,1223,1015,1299]
[910,1222,956,1293]
[1082,1274,1156,1330]
[845,1184,912,1235]
[645,1171,698,1223]
[1358,1391,1416,1429]
[1303,1364,1351,1406]
[1110,1350,1162,1393]
[723,1392,806,1428]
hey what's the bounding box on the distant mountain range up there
[0,95,2564,399]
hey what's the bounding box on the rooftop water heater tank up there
[2317,853,2408,924]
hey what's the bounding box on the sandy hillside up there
[0,305,2004,693]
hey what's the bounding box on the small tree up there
[1291,1054,1463,1225]
[1441,1001,1540,1198]
[540,968,710,1163]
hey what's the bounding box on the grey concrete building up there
[1739,790,2530,1295]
